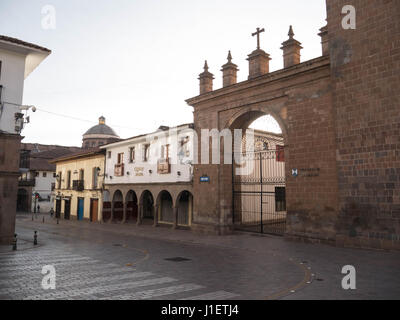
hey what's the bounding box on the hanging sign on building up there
[292,168,320,178]
[200,176,210,183]
[134,167,144,176]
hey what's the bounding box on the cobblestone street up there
[0,213,399,300]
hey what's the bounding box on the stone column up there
[153,205,159,227]
[172,206,178,229]
[122,201,127,224]
[136,204,143,226]
[109,201,114,224]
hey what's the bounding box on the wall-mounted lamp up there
[127,171,130,175]
[177,171,181,176]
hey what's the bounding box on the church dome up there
[84,116,118,137]
[82,116,120,149]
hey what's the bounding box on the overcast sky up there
[0,0,326,147]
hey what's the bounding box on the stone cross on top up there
[252,27,265,50]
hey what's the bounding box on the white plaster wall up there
[104,129,194,185]
[34,171,55,198]
[0,48,26,134]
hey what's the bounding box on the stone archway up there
[125,190,138,223]
[17,188,29,212]
[187,52,339,239]
[140,190,154,224]
[176,190,193,227]
[228,111,287,235]
[157,190,174,224]
[112,190,123,223]
[227,106,288,141]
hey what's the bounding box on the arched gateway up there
[186,26,341,243]
[185,2,400,250]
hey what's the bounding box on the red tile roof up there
[50,148,105,163]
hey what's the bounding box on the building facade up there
[101,124,195,227]
[17,145,82,212]
[185,0,400,250]
[51,149,105,222]
[0,36,50,244]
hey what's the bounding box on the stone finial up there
[198,60,214,95]
[227,50,232,63]
[280,25,303,68]
[221,51,239,87]
[318,24,329,56]
[203,60,209,72]
[288,25,294,39]
[99,116,105,125]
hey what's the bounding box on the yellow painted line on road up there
[264,258,313,300]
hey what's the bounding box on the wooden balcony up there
[157,158,171,174]
[114,163,124,177]
[18,179,35,187]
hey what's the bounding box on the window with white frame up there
[117,153,124,164]
[142,144,150,162]
[129,147,135,163]
[92,167,98,189]
[161,144,170,159]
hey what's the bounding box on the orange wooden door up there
[91,199,98,222]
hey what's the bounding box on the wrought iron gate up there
[233,149,286,235]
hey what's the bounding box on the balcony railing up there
[157,158,171,174]
[18,179,35,187]
[114,163,124,177]
[72,180,84,191]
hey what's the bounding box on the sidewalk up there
[0,238,37,253]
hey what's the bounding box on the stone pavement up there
[0,213,399,300]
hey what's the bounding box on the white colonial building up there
[0,35,50,243]
[100,124,194,228]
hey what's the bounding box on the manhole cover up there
[165,257,191,262]
[113,244,123,247]
[316,278,324,282]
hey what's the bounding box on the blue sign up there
[200,176,210,183]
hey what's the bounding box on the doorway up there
[77,197,84,221]
[64,199,71,220]
[232,114,287,236]
[90,199,98,222]
[55,198,61,218]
